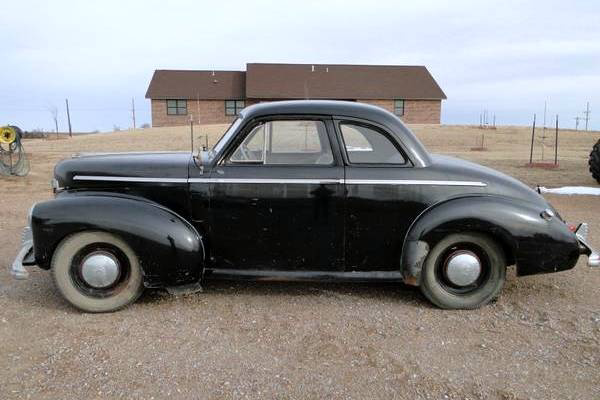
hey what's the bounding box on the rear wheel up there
[590,139,600,184]
[51,231,143,312]
[420,233,506,309]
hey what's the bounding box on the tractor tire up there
[590,139,600,184]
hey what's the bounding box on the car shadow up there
[3,269,432,312]
[138,279,431,309]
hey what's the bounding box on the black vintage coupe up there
[11,101,599,312]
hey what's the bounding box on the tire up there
[590,139,600,184]
[420,233,506,309]
[51,231,143,313]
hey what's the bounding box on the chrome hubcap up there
[80,251,120,288]
[445,251,481,286]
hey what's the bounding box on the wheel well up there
[424,228,516,267]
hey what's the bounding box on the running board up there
[204,269,404,282]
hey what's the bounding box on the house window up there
[225,100,245,116]
[394,99,405,116]
[167,99,187,115]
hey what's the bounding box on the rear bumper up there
[576,223,600,267]
[10,227,35,279]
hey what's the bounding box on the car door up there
[206,116,345,271]
[335,118,426,272]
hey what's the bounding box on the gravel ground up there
[1,125,599,399]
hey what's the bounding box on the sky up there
[1,0,599,132]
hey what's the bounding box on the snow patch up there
[538,186,600,196]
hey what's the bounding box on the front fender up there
[401,195,580,284]
[31,195,204,287]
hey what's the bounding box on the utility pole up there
[554,114,559,165]
[131,97,136,130]
[529,114,536,164]
[583,102,591,131]
[65,99,72,137]
[541,101,547,161]
[574,116,580,131]
[543,101,547,130]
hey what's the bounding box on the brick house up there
[145,63,446,127]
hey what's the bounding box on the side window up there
[340,123,406,164]
[228,120,333,165]
[267,120,332,165]
[229,123,265,163]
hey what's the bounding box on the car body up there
[11,100,599,312]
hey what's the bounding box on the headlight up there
[540,208,555,221]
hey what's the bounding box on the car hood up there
[429,154,547,206]
[54,152,191,189]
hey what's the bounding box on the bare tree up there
[48,105,59,138]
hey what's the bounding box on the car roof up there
[235,100,431,168]
[239,100,396,122]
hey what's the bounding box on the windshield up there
[211,117,243,157]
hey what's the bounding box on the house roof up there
[145,70,246,100]
[145,64,446,100]
[246,63,446,100]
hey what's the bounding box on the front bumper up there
[575,223,600,267]
[10,227,35,279]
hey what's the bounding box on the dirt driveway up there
[1,125,599,399]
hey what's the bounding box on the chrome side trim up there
[206,268,404,282]
[72,151,188,158]
[345,179,487,187]
[188,178,344,184]
[73,175,188,183]
[73,175,487,187]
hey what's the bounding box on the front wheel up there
[51,231,144,312]
[420,233,506,309]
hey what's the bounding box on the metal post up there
[529,114,536,164]
[131,98,136,130]
[554,114,558,166]
[65,99,72,137]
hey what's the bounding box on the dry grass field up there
[1,123,599,399]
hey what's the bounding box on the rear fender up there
[400,195,579,285]
[31,195,204,287]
